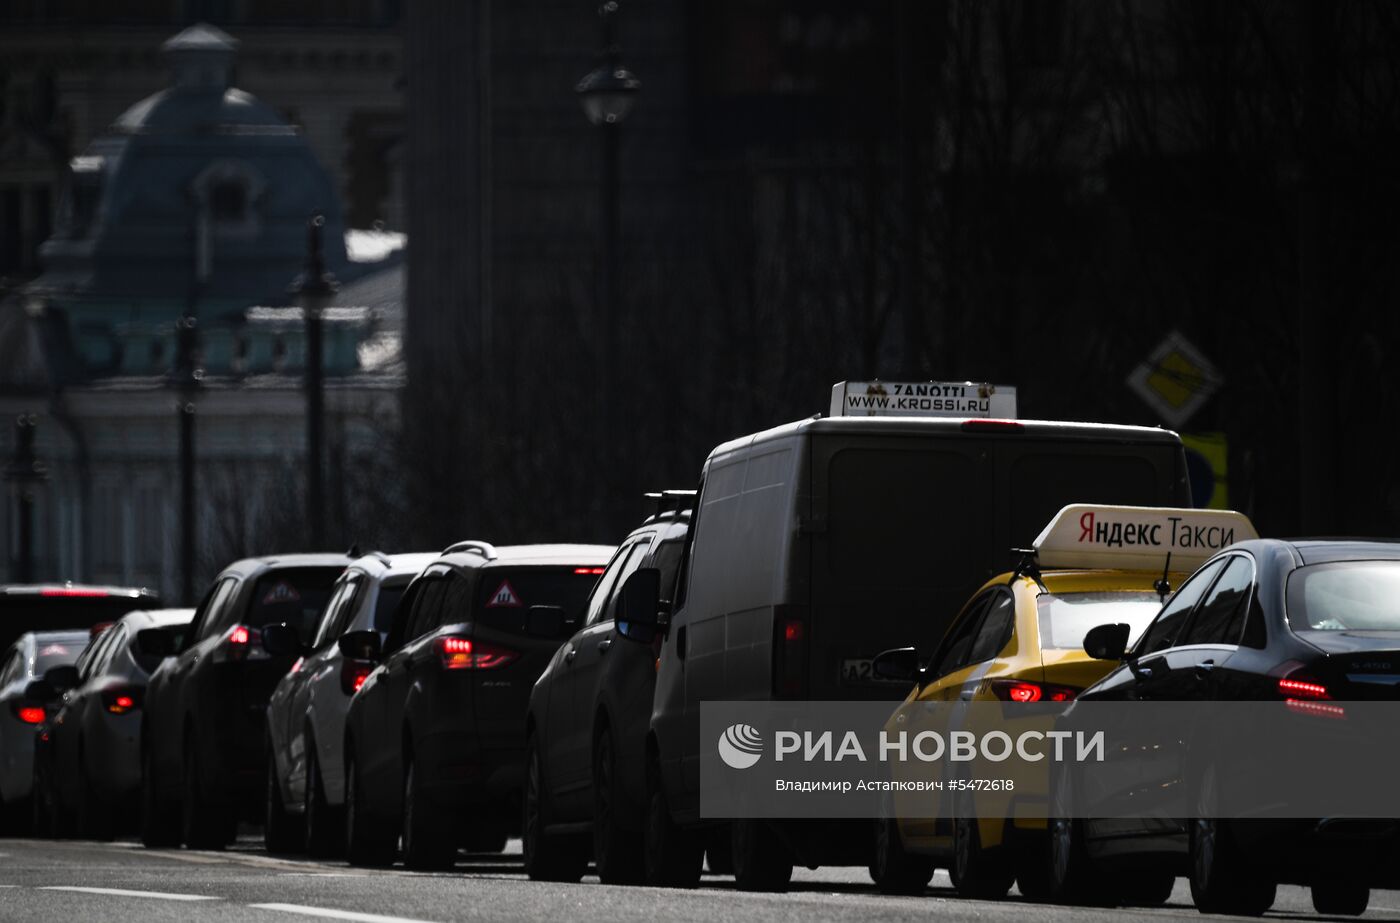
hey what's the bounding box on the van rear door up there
[807,430,1187,700]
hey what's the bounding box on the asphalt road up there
[2,836,1399,922]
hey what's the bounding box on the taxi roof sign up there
[1033,504,1259,572]
[830,380,1017,419]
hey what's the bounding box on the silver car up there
[35,609,193,838]
[0,630,87,831]
[265,551,435,854]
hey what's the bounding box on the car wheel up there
[1117,869,1176,906]
[1312,880,1369,916]
[1045,815,1114,905]
[731,818,794,892]
[0,789,32,837]
[592,727,643,884]
[1188,818,1275,916]
[401,753,455,871]
[34,754,73,838]
[952,811,1014,900]
[303,743,344,858]
[344,749,395,867]
[642,757,702,888]
[870,815,935,895]
[521,735,588,882]
[264,747,304,854]
[706,828,734,876]
[139,744,181,848]
[30,760,53,838]
[182,735,233,850]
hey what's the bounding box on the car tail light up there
[340,660,375,696]
[13,704,46,724]
[772,606,808,698]
[89,621,114,638]
[1279,670,1345,719]
[434,636,518,670]
[574,567,606,575]
[1278,675,1330,700]
[214,624,269,663]
[102,688,142,715]
[990,679,1079,703]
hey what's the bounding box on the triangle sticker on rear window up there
[486,579,523,608]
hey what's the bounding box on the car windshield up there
[1287,561,1400,632]
[1037,591,1164,650]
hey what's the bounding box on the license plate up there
[842,658,875,684]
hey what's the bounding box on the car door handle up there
[597,639,612,655]
[564,647,577,664]
[1195,660,1216,678]
[959,691,975,701]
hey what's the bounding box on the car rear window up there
[474,567,601,633]
[373,583,407,634]
[34,636,86,674]
[0,593,152,655]
[1037,591,1164,651]
[247,568,341,638]
[1287,561,1400,632]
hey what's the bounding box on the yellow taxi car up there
[869,504,1258,903]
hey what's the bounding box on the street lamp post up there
[5,413,48,583]
[292,214,338,551]
[576,1,640,509]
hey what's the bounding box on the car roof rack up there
[441,540,498,560]
[645,489,697,519]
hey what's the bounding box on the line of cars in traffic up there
[2,380,1397,918]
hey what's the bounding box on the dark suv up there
[139,555,345,849]
[342,541,612,869]
[524,493,693,882]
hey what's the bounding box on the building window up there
[210,180,247,223]
[191,159,265,238]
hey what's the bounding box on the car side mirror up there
[261,622,304,657]
[616,567,662,644]
[526,605,572,639]
[43,665,81,693]
[872,647,923,684]
[24,678,59,703]
[135,627,178,659]
[338,629,382,662]
[1083,623,1132,661]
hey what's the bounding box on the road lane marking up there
[250,904,442,923]
[39,886,219,901]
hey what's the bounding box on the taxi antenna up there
[1154,552,1173,601]
[1009,548,1046,592]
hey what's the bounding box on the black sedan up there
[1048,539,1400,918]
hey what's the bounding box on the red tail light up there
[773,607,808,698]
[434,636,518,670]
[1278,675,1330,700]
[14,705,46,724]
[102,688,142,715]
[340,660,375,695]
[574,567,606,575]
[89,621,114,638]
[229,625,250,646]
[990,679,1079,703]
[214,624,268,663]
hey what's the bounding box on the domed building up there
[0,24,406,601]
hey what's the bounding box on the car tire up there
[952,813,1014,900]
[345,749,396,867]
[0,792,33,837]
[1117,869,1176,906]
[264,748,304,854]
[642,757,702,888]
[33,755,73,838]
[731,819,794,892]
[182,735,234,850]
[592,727,643,885]
[139,744,181,848]
[401,753,455,871]
[1311,880,1369,916]
[1188,818,1275,916]
[30,761,53,838]
[521,735,588,882]
[706,828,734,876]
[303,743,343,858]
[464,826,508,854]
[871,815,935,895]
[1045,816,1113,905]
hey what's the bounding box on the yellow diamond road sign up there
[1127,331,1222,428]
